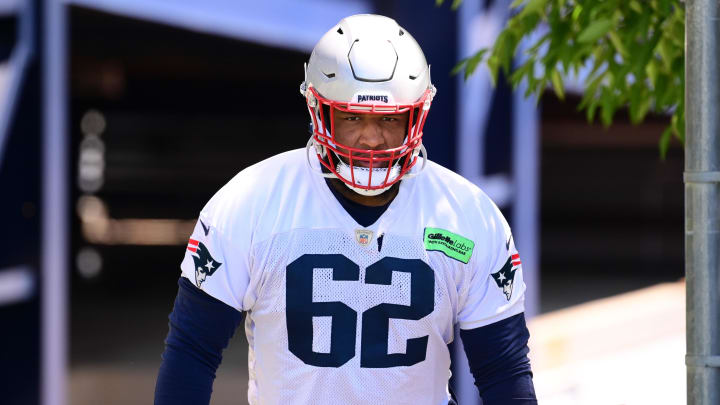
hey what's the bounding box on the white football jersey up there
[180,149,526,405]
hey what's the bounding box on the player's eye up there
[382,116,399,122]
[344,116,361,121]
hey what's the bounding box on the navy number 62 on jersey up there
[286,254,435,368]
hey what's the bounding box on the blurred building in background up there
[0,1,42,404]
[0,0,684,404]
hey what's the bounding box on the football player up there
[155,14,536,405]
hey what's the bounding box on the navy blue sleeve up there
[459,312,537,404]
[154,277,244,405]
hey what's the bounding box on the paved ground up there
[530,281,685,404]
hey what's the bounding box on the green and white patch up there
[423,227,475,264]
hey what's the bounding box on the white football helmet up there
[301,14,436,196]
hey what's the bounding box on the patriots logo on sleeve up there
[187,238,222,288]
[491,252,521,301]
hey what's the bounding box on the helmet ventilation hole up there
[409,74,417,80]
[337,28,344,35]
[399,29,404,36]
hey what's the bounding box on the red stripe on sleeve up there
[187,246,197,253]
[188,238,199,246]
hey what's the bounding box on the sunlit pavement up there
[529,281,685,405]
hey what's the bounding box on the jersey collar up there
[307,154,418,237]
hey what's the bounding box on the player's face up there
[332,109,409,168]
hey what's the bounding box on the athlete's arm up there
[459,312,537,404]
[154,277,244,405]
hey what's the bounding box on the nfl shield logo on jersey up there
[355,229,374,246]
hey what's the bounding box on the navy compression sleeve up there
[459,313,537,404]
[154,277,244,405]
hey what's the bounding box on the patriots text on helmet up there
[357,95,389,103]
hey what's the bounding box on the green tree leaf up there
[551,70,565,100]
[607,31,628,58]
[659,126,673,160]
[464,49,488,79]
[577,19,614,43]
[601,87,616,127]
[518,0,549,19]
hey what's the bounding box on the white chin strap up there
[305,137,427,197]
[335,159,402,196]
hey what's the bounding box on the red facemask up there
[306,85,435,194]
